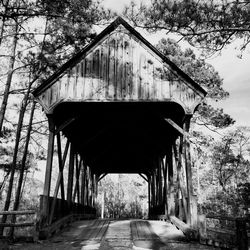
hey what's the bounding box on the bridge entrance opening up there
[97,174,148,219]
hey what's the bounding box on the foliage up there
[195,126,250,216]
[97,174,148,218]
[0,0,108,224]
[124,0,250,56]
[156,38,235,130]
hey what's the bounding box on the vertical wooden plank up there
[108,37,115,99]
[160,159,165,210]
[131,39,138,100]
[113,34,118,100]
[74,65,78,98]
[81,163,86,205]
[147,57,154,99]
[122,38,127,100]
[148,176,151,217]
[81,59,86,99]
[125,36,133,99]
[99,46,105,100]
[90,53,94,98]
[138,52,142,99]
[92,49,99,99]
[184,115,195,226]
[173,140,188,221]
[42,116,55,224]
[140,53,147,99]
[84,57,91,99]
[85,167,89,206]
[105,39,110,98]
[48,137,69,224]
[145,58,150,100]
[151,173,155,212]
[56,132,65,200]
[77,158,81,204]
[117,34,123,99]
[43,118,55,198]
[68,68,74,98]
[167,144,175,216]
[67,143,74,202]
[162,156,168,216]
[73,154,78,202]
[92,174,96,207]
[158,159,162,207]
[75,64,81,99]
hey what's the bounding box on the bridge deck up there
[11,219,219,250]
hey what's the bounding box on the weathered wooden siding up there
[37,25,202,114]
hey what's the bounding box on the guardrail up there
[0,210,37,240]
[157,213,249,249]
[198,214,249,249]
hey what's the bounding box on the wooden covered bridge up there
[32,16,210,243]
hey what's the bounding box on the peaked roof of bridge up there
[33,16,206,97]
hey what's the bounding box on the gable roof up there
[33,16,206,97]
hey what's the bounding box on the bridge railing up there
[198,214,249,249]
[0,210,37,240]
[38,195,96,239]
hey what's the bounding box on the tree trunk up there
[0,20,18,135]
[0,78,32,236]
[9,101,36,237]
[0,170,10,198]
[0,0,10,46]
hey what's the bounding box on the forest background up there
[0,0,249,234]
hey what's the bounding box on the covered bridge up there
[33,17,206,237]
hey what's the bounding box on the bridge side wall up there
[39,119,97,229]
[148,116,198,228]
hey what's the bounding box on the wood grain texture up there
[36,25,203,114]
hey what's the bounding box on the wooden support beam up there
[151,171,156,208]
[73,155,81,203]
[98,173,107,182]
[167,146,175,216]
[49,137,70,224]
[164,118,189,140]
[158,158,163,207]
[139,173,148,182]
[92,174,97,207]
[42,117,55,224]
[55,118,76,134]
[81,163,86,205]
[148,176,151,216]
[85,167,89,206]
[173,141,188,222]
[56,133,65,200]
[67,143,74,202]
[52,138,69,201]
[183,116,196,226]
[170,216,198,240]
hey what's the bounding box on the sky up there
[101,0,250,128]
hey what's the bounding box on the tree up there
[156,38,235,130]
[124,0,250,56]
[197,127,250,216]
[0,0,107,236]
[97,174,148,218]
